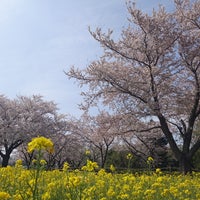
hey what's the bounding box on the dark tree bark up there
[179,154,192,174]
[0,139,23,167]
[0,153,11,167]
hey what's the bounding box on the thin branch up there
[120,125,161,135]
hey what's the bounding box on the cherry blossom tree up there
[0,95,67,167]
[0,95,23,167]
[71,112,119,168]
[66,0,200,173]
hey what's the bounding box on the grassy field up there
[0,160,199,200]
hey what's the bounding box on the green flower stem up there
[32,149,42,200]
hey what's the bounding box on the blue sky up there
[0,0,173,117]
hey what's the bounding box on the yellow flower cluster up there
[63,162,70,172]
[0,163,200,200]
[27,136,54,153]
[81,159,99,172]
[0,192,10,200]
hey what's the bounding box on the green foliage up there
[192,150,200,170]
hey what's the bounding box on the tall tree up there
[67,0,200,173]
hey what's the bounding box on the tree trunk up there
[0,140,24,167]
[100,147,105,168]
[1,153,11,167]
[179,154,192,174]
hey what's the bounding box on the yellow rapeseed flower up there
[107,187,115,197]
[98,169,107,176]
[42,192,51,200]
[81,160,99,172]
[31,159,37,165]
[85,150,91,155]
[0,192,11,200]
[110,164,115,172]
[40,159,47,165]
[69,176,81,187]
[147,156,154,165]
[13,194,23,200]
[155,168,162,174]
[27,136,54,153]
[147,156,154,162]
[15,159,23,168]
[15,159,23,166]
[144,189,156,198]
[126,153,133,160]
[119,193,129,199]
[0,159,200,200]
[63,162,70,171]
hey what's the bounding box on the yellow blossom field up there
[0,137,199,200]
[0,162,200,200]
